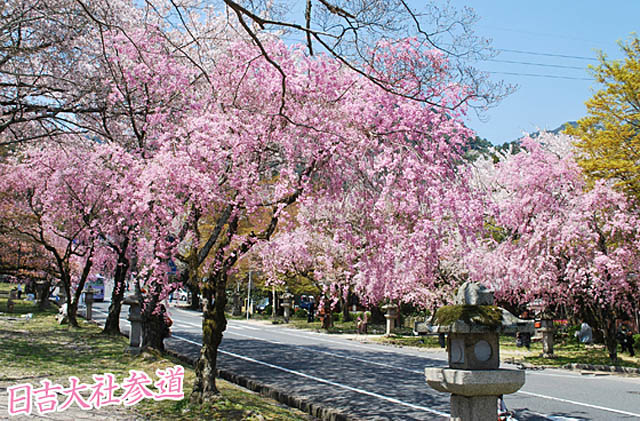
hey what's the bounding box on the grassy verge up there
[0,299,313,421]
[499,335,640,368]
[370,332,640,368]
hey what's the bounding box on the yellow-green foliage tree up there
[566,36,640,201]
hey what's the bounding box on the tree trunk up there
[142,309,169,351]
[140,281,169,351]
[67,298,79,327]
[66,246,94,328]
[103,247,129,335]
[103,287,125,335]
[342,293,352,322]
[191,270,228,403]
[188,281,201,311]
[321,311,334,329]
[60,274,81,328]
[584,303,618,364]
[371,306,386,324]
[320,300,334,329]
[605,316,618,365]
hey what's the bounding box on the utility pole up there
[246,270,252,320]
[272,285,277,320]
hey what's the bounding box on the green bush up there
[293,308,307,319]
[351,311,371,321]
[634,334,640,350]
[560,324,581,344]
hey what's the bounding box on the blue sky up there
[447,1,640,144]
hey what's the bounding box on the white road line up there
[171,334,449,418]
[235,324,261,331]
[515,390,640,418]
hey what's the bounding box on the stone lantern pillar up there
[123,287,143,354]
[425,282,528,421]
[232,292,242,316]
[382,303,398,336]
[539,318,555,358]
[281,290,294,323]
[83,287,95,321]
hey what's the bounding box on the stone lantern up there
[382,303,399,336]
[232,291,242,316]
[281,289,294,323]
[425,282,531,421]
[123,286,143,354]
[83,287,95,321]
[539,318,555,358]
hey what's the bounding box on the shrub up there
[293,308,307,319]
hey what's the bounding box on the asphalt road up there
[90,302,640,421]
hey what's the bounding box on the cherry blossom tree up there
[0,141,110,326]
[255,226,352,328]
[0,230,57,309]
[101,23,484,398]
[469,133,640,363]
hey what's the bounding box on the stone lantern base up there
[425,367,525,421]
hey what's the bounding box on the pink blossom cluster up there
[2,13,484,319]
[468,132,640,316]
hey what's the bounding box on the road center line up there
[171,333,449,418]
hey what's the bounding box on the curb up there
[564,363,640,375]
[165,349,361,421]
[503,357,640,376]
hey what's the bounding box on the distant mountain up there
[463,135,520,163]
[464,121,577,162]
[525,121,577,139]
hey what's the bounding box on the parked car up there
[176,289,189,302]
[86,276,105,301]
[256,298,269,313]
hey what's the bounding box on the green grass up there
[0,306,313,421]
[499,335,640,368]
[370,331,640,368]
[370,335,443,348]
[0,281,16,292]
[0,281,35,314]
